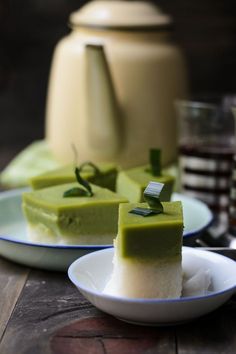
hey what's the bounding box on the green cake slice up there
[118,201,183,260]
[116,165,175,203]
[29,163,118,191]
[104,200,183,299]
[23,183,127,245]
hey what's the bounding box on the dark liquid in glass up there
[179,144,234,163]
[179,144,234,217]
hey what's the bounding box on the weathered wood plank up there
[0,257,29,342]
[0,269,177,354]
[51,316,176,354]
[176,294,236,354]
[1,248,236,353]
[0,269,99,354]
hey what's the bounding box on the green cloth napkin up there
[0,140,61,188]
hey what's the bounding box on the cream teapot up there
[46,0,188,167]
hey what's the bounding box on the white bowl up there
[68,247,236,326]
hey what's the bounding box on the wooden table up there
[1,145,236,354]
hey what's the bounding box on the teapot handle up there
[85,44,121,160]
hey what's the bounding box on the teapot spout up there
[85,44,121,160]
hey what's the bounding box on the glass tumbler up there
[176,99,235,233]
[228,107,236,235]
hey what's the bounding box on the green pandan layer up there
[117,201,183,260]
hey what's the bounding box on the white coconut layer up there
[103,252,182,299]
[27,224,112,245]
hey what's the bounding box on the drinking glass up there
[228,107,236,236]
[176,98,235,234]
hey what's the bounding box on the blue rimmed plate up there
[0,188,212,271]
[68,247,236,325]
[172,193,213,239]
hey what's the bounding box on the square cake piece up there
[29,163,117,191]
[116,165,175,203]
[23,183,127,245]
[104,201,183,298]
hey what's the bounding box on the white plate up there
[68,247,236,326]
[172,193,212,239]
[0,189,212,271]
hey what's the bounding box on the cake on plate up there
[116,150,175,202]
[23,182,127,245]
[29,162,117,191]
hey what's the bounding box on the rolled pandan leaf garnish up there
[79,161,101,177]
[129,181,164,216]
[63,167,93,198]
[71,143,100,177]
[150,148,162,176]
[63,187,89,198]
[75,167,93,196]
[144,181,164,213]
[129,207,158,217]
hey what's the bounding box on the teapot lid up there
[70,0,172,29]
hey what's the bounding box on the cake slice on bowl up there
[104,182,184,298]
[29,162,118,191]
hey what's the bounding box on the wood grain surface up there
[0,266,236,354]
[0,258,29,342]
[51,316,176,354]
[0,270,98,354]
[1,147,236,354]
[176,297,236,354]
